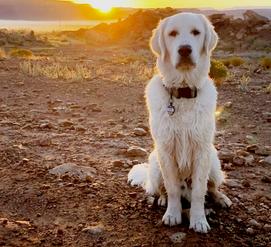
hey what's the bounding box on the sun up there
[86,1,113,13]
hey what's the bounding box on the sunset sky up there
[71,0,271,9]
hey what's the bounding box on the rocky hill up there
[63,9,271,51]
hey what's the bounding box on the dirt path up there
[0,46,270,246]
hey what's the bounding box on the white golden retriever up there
[128,12,232,233]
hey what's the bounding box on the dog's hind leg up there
[208,146,232,208]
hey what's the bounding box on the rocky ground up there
[0,39,270,247]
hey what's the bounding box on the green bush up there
[260,57,271,69]
[9,48,33,58]
[210,59,228,85]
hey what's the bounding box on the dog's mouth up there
[176,58,196,70]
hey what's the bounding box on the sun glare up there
[74,1,113,13]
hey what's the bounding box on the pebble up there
[244,155,254,165]
[241,180,250,187]
[82,224,104,235]
[218,149,234,162]
[126,146,147,157]
[169,232,187,244]
[261,175,271,183]
[248,219,261,228]
[246,228,254,234]
[49,163,97,180]
[58,119,74,128]
[233,156,245,166]
[225,179,241,188]
[264,155,271,165]
[112,159,126,167]
[263,224,271,231]
[246,135,256,143]
[134,128,147,136]
[224,101,232,108]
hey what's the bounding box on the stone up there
[126,146,147,157]
[232,156,245,166]
[170,232,187,244]
[263,224,271,231]
[112,159,126,167]
[224,101,232,108]
[82,224,104,235]
[15,220,31,227]
[58,119,74,128]
[264,155,271,165]
[261,176,271,183]
[134,128,147,136]
[225,179,240,188]
[218,149,234,162]
[49,163,96,180]
[244,155,254,165]
[246,227,254,234]
[248,219,261,228]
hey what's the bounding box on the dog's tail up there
[127,163,148,188]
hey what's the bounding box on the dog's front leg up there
[190,147,211,233]
[157,147,182,226]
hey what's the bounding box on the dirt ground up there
[0,44,270,247]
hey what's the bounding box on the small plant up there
[238,74,251,92]
[209,59,228,86]
[222,56,245,67]
[10,48,33,58]
[20,60,92,82]
[0,48,6,59]
[260,57,271,69]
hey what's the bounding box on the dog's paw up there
[189,215,210,233]
[162,207,182,226]
[216,193,232,208]
[157,195,167,207]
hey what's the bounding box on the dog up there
[128,12,232,233]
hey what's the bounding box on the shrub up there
[10,48,33,58]
[260,57,271,69]
[222,56,245,67]
[19,60,92,82]
[209,59,228,85]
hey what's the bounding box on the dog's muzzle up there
[176,45,195,69]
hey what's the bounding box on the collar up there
[163,85,198,99]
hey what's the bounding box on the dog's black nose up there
[178,45,192,57]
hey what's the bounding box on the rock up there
[58,119,74,128]
[225,179,240,188]
[243,10,269,26]
[146,196,155,205]
[246,135,256,144]
[241,180,250,187]
[248,219,261,228]
[49,163,96,180]
[75,125,87,132]
[246,144,259,152]
[247,207,257,214]
[261,176,271,183]
[218,149,234,162]
[15,220,31,227]
[224,101,232,108]
[243,155,254,165]
[246,227,254,234]
[126,146,147,157]
[134,128,147,136]
[263,224,271,231]
[263,155,271,165]
[233,156,245,166]
[112,159,126,167]
[169,232,187,244]
[82,224,104,235]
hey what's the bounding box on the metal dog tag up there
[167,102,175,116]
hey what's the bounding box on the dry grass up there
[209,59,228,86]
[0,48,6,59]
[10,48,33,58]
[222,57,245,67]
[260,57,271,69]
[238,74,251,92]
[20,60,93,82]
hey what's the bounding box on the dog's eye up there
[191,29,200,36]
[169,30,178,37]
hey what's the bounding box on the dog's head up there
[150,13,218,87]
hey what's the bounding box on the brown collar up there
[164,85,198,99]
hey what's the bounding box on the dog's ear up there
[150,19,167,61]
[201,15,218,54]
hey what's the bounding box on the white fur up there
[128,13,231,233]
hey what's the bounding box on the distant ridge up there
[0,0,270,20]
